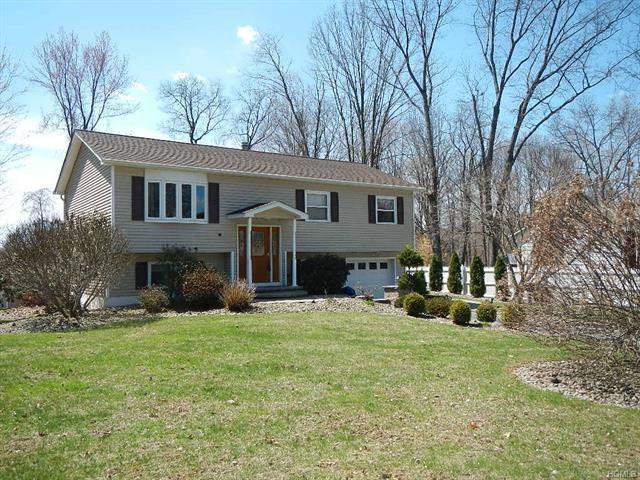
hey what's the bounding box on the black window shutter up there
[135,262,148,289]
[295,189,305,212]
[368,195,376,224]
[397,196,404,225]
[330,192,339,222]
[131,176,145,221]
[208,182,220,224]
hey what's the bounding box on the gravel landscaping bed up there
[0,297,504,334]
[515,360,640,409]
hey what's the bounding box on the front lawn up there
[0,312,638,479]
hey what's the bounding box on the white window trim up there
[375,195,397,225]
[305,190,331,223]
[145,179,208,224]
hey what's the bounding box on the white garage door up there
[345,258,396,299]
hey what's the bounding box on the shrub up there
[397,244,424,269]
[425,296,452,317]
[447,251,463,294]
[397,270,427,295]
[477,301,497,323]
[299,254,349,294]
[403,292,426,317]
[501,303,526,327]
[0,215,128,318]
[157,246,202,302]
[494,255,507,283]
[139,286,169,313]
[450,300,471,325]
[181,266,226,310]
[495,277,510,301]
[429,255,443,292]
[18,291,45,307]
[393,295,406,308]
[469,256,486,298]
[222,280,255,312]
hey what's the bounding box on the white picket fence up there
[410,265,521,299]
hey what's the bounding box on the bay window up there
[145,180,207,222]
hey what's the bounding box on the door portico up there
[227,201,308,287]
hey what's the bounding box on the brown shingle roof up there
[76,130,417,189]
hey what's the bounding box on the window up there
[147,182,160,218]
[306,190,330,221]
[357,262,366,270]
[380,262,388,270]
[369,262,377,270]
[376,196,396,224]
[346,263,355,270]
[165,183,176,218]
[145,180,207,223]
[149,263,167,286]
[196,185,206,220]
[182,184,192,218]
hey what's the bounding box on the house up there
[54,131,418,306]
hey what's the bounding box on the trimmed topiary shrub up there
[181,266,226,310]
[501,303,526,327]
[222,280,255,312]
[450,300,471,325]
[477,301,497,323]
[425,296,452,317]
[139,286,170,313]
[429,255,443,292]
[397,270,427,295]
[397,244,424,269]
[469,256,486,298]
[403,292,426,317]
[447,251,463,294]
[300,254,349,294]
[494,255,507,283]
[393,295,406,308]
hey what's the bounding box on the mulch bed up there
[515,360,639,408]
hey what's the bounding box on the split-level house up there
[54,131,418,306]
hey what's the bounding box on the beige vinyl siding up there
[64,145,111,219]
[113,166,414,255]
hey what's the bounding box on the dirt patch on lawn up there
[515,360,640,408]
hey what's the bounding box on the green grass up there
[0,312,638,479]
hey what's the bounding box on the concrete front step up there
[255,286,308,299]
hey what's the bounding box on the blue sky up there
[0,0,630,231]
[1,0,353,229]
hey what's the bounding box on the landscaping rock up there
[515,360,639,409]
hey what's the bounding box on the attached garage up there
[344,257,397,299]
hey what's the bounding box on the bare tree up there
[230,85,276,150]
[0,47,26,206]
[22,188,57,223]
[31,29,136,139]
[370,0,456,259]
[469,0,637,263]
[526,177,640,370]
[159,75,228,144]
[554,96,640,201]
[0,214,129,319]
[310,0,404,168]
[252,34,337,158]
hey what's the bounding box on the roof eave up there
[102,158,422,191]
[54,132,105,195]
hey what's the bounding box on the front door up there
[238,226,280,284]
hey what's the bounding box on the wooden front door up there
[238,226,280,283]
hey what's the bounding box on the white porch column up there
[229,251,236,281]
[246,217,253,286]
[291,218,298,287]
